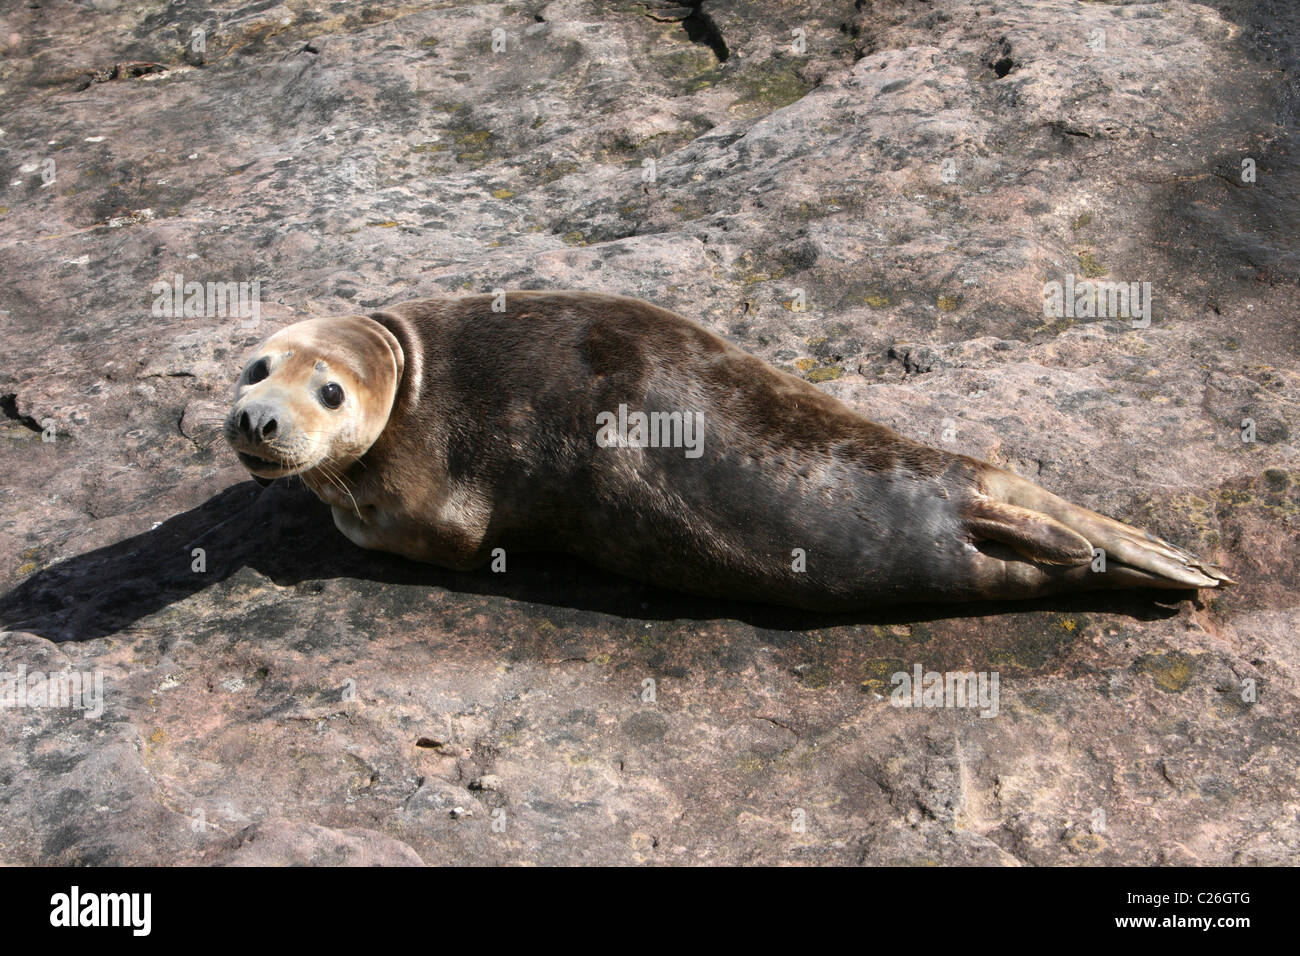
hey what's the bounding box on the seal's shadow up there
[0,481,1185,644]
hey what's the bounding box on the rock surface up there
[0,0,1297,865]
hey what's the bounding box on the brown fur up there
[224,291,1233,609]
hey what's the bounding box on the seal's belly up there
[535,443,981,608]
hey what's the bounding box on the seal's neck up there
[366,308,422,427]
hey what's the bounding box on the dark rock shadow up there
[1141,0,1300,358]
[0,480,1190,644]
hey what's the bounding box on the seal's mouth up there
[236,450,296,476]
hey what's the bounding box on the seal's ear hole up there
[320,382,345,409]
[247,358,270,384]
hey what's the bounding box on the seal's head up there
[225,316,404,483]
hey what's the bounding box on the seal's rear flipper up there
[965,498,1093,566]
[975,467,1235,590]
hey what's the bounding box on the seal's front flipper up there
[965,498,1093,566]
[977,467,1234,590]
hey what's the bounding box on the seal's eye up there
[247,358,269,384]
[320,382,344,409]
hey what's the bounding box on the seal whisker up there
[316,456,362,522]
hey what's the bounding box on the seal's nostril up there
[262,418,278,440]
[239,411,251,436]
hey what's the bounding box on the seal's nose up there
[238,403,278,442]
